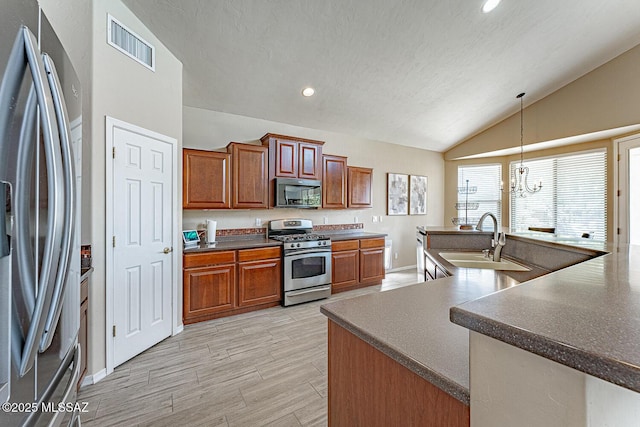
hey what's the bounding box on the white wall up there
[446,43,640,160]
[88,0,182,378]
[183,106,445,269]
[42,0,183,378]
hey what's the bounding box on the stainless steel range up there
[268,219,332,306]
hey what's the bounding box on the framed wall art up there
[387,173,409,215]
[409,175,427,215]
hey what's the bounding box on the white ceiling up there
[121,0,640,152]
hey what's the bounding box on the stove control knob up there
[296,243,301,247]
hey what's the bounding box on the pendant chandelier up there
[510,92,542,197]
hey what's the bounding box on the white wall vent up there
[107,14,155,71]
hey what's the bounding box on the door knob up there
[163,247,173,254]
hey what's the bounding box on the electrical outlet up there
[372,216,378,223]
[354,216,359,223]
[379,216,383,223]
[255,218,262,227]
[394,252,398,260]
[323,216,329,225]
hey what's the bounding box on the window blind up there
[510,149,607,241]
[457,164,502,228]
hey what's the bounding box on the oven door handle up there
[287,284,331,297]
[285,249,331,257]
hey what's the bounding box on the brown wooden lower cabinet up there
[359,247,385,284]
[328,320,470,426]
[332,237,385,293]
[78,277,89,391]
[183,263,236,322]
[331,250,360,292]
[238,258,281,307]
[183,246,282,324]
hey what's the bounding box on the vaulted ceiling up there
[122,0,640,152]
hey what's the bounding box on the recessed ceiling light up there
[481,0,501,13]
[302,87,315,97]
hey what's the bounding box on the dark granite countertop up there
[182,231,387,253]
[321,266,522,404]
[325,231,387,241]
[451,243,640,394]
[321,230,636,404]
[183,236,282,253]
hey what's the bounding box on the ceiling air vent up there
[107,14,155,71]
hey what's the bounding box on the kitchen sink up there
[439,252,531,271]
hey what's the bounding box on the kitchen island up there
[321,229,640,425]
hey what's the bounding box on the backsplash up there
[314,223,364,232]
[195,223,364,239]
[195,227,265,240]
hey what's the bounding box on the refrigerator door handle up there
[8,86,38,376]
[39,53,76,352]
[14,26,66,377]
[14,87,38,314]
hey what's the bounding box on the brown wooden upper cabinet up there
[322,154,347,209]
[348,166,373,208]
[227,142,269,209]
[183,148,231,209]
[261,133,324,180]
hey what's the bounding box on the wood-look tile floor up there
[79,270,423,427]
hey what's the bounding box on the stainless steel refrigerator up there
[1,0,82,425]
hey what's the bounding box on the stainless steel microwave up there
[275,178,322,208]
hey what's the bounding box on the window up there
[510,149,607,241]
[457,164,502,229]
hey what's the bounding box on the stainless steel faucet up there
[475,212,506,261]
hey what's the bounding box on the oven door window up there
[291,255,326,279]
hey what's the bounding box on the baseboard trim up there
[386,265,417,273]
[173,324,184,335]
[81,368,107,389]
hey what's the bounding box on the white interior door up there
[619,135,640,245]
[111,123,174,367]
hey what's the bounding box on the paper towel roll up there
[206,220,217,244]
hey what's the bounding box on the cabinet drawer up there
[184,251,236,268]
[332,240,359,252]
[360,238,385,249]
[238,246,281,262]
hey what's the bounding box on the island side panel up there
[470,332,640,427]
[328,320,470,426]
